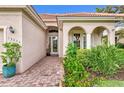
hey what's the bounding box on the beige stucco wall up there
[0,12,22,43]
[115,30,124,44]
[0,29,4,73]
[0,9,47,73]
[119,38,124,44]
[45,22,57,27]
[21,13,46,73]
[91,29,108,47]
[0,11,22,73]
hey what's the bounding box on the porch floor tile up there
[0,56,64,87]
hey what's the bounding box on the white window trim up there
[0,26,9,52]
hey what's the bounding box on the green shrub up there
[65,43,77,58]
[76,45,124,76]
[115,43,124,49]
[89,45,118,75]
[64,43,89,86]
[63,43,102,87]
[76,49,90,68]
[115,49,124,67]
[63,43,124,86]
[1,42,21,67]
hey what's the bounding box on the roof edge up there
[0,5,47,30]
[24,5,47,30]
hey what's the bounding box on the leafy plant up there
[64,43,89,86]
[85,45,124,76]
[115,49,124,67]
[63,43,102,87]
[76,49,90,68]
[1,42,21,67]
[115,43,124,49]
[65,43,77,58]
[77,45,124,76]
[63,43,124,87]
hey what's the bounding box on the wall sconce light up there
[9,26,15,33]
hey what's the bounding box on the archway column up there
[58,29,63,57]
[86,33,91,49]
[58,20,63,57]
[109,29,115,45]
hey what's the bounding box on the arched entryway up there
[91,26,109,47]
[115,28,124,44]
[47,26,58,56]
[68,26,86,48]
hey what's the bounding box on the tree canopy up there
[96,5,124,13]
[96,6,124,44]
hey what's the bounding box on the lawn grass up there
[97,80,124,87]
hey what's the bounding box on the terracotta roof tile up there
[39,13,124,22]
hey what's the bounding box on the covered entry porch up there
[46,26,59,56]
[57,17,116,57]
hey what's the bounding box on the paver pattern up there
[0,56,64,87]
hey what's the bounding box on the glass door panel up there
[49,36,58,55]
[52,36,58,52]
[49,37,51,52]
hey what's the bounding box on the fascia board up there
[24,6,47,30]
[57,16,124,21]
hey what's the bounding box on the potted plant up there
[46,48,50,56]
[1,42,21,78]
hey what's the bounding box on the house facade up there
[0,5,124,73]
[40,13,124,57]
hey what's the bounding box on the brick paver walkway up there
[0,56,64,87]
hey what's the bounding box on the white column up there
[58,29,63,57]
[109,30,115,45]
[63,29,68,56]
[86,33,91,49]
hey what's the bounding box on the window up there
[73,33,80,48]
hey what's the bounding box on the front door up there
[49,36,58,55]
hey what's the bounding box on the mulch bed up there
[87,68,124,81]
[109,68,124,80]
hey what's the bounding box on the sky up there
[33,5,106,14]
